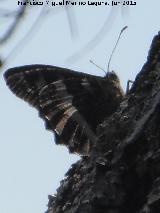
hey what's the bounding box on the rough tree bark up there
[46,31,160,213]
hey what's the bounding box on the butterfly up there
[4,64,124,155]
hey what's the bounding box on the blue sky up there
[0,0,160,212]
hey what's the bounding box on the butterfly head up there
[105,71,120,82]
[104,71,124,100]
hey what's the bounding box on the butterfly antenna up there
[107,26,128,73]
[90,60,107,75]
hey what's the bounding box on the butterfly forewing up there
[4,64,124,155]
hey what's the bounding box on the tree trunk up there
[46,31,160,213]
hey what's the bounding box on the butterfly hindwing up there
[4,64,124,154]
[38,81,97,153]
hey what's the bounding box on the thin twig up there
[0,3,27,44]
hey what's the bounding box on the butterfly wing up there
[39,81,98,154]
[4,64,123,154]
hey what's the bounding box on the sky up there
[0,0,160,212]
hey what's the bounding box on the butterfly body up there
[4,64,124,155]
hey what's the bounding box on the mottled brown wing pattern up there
[4,64,124,155]
[38,81,98,154]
